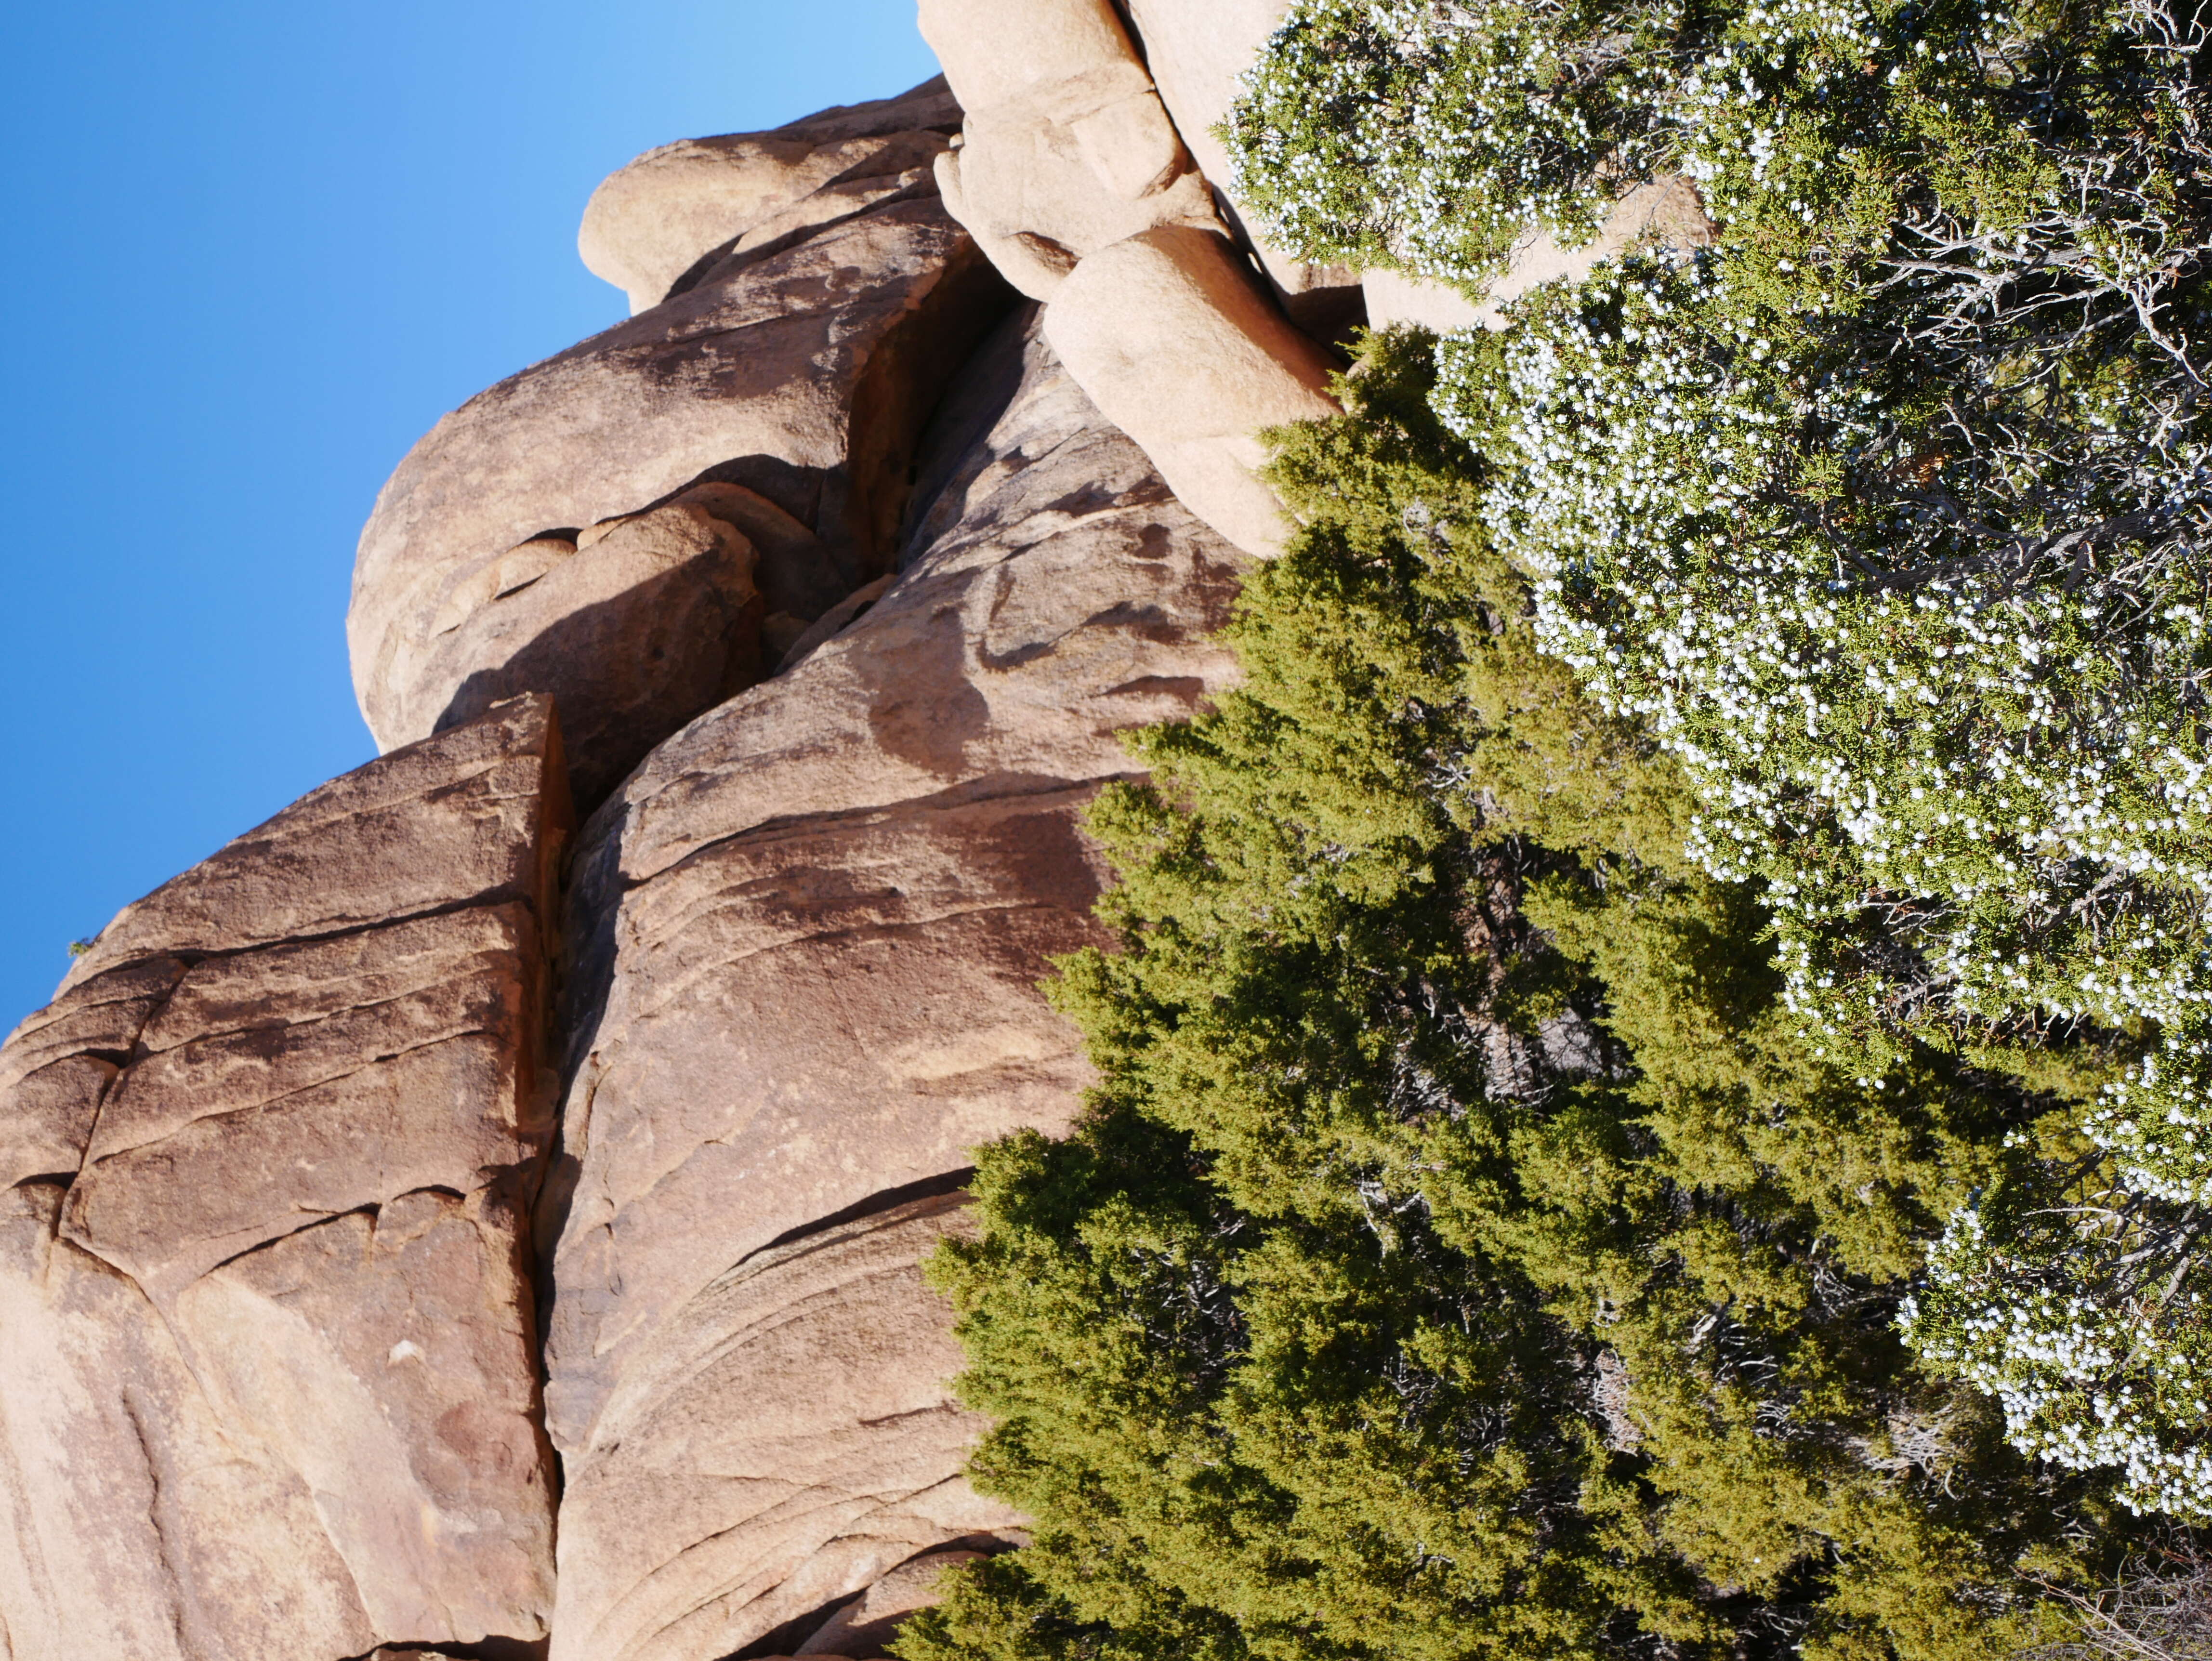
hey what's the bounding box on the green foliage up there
[1225,0,2212,1514]
[896,341,2138,1661]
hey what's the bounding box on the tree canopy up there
[894,0,2212,1650]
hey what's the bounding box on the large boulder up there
[918,0,1219,301]
[1043,224,1341,558]
[916,0,1344,559]
[350,113,1014,807]
[0,697,570,1661]
[1119,0,1287,213]
[382,493,765,811]
[1117,0,1364,326]
[539,312,1245,1659]
[579,78,962,315]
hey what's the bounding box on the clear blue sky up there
[0,2,939,1031]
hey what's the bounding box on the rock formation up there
[0,6,1562,1657]
[917,0,1343,557]
[348,75,1011,809]
[0,697,568,1660]
[541,309,1239,1659]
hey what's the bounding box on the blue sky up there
[0,2,939,1029]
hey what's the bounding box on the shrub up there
[895,341,2133,1661]
[1225,0,2212,1520]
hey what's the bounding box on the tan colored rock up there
[920,0,1142,107]
[776,571,893,673]
[1118,0,1364,326]
[1367,175,1717,333]
[396,497,764,809]
[1120,0,1286,205]
[350,184,1013,790]
[550,1196,1019,1661]
[795,1548,988,1656]
[66,905,547,1296]
[579,78,961,314]
[1487,175,1718,313]
[919,0,1219,300]
[1361,266,1490,336]
[0,955,183,1190]
[918,0,1351,557]
[1043,224,1341,557]
[933,110,1217,300]
[540,314,1245,1659]
[0,698,568,1661]
[61,697,566,988]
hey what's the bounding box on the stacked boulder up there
[0,5,1558,1657]
[918,0,1343,556]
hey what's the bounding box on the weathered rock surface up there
[919,0,1219,301]
[916,0,1344,558]
[538,311,1245,1659]
[0,696,569,1661]
[795,1545,987,1656]
[11,53,1406,1661]
[549,1194,1018,1661]
[1117,0,1365,327]
[386,495,764,811]
[351,105,1013,804]
[1363,175,1719,333]
[580,78,962,315]
[1044,224,1341,558]
[1360,266,1492,337]
[1119,0,1285,222]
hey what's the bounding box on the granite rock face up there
[548,1194,1020,1661]
[1042,223,1342,559]
[539,312,1244,1659]
[350,77,1014,806]
[387,495,765,812]
[1118,0,1366,322]
[0,697,569,1661]
[917,0,1219,301]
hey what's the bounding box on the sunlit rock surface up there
[540,311,1242,1659]
[0,697,568,1661]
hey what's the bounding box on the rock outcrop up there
[1,23,1390,1659]
[349,76,1013,808]
[547,1193,1016,1661]
[1363,173,1719,333]
[1115,0,1366,328]
[580,79,962,316]
[0,696,568,1661]
[916,0,1219,299]
[541,309,1243,1660]
[918,0,1343,558]
[1041,222,1341,563]
[910,0,1714,544]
